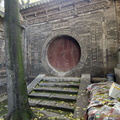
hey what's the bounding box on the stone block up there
[114,68,120,84]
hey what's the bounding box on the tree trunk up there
[4,0,33,120]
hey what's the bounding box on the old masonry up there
[0,0,120,119]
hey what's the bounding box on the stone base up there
[117,64,120,69]
[114,68,120,84]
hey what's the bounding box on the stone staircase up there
[28,76,80,119]
[27,74,90,120]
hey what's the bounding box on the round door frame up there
[41,30,87,76]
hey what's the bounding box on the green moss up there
[5,0,34,119]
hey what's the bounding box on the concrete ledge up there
[92,77,108,83]
[114,68,120,84]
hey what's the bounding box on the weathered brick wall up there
[0,17,5,73]
[114,0,120,83]
[0,14,26,80]
[20,0,119,77]
[116,0,120,47]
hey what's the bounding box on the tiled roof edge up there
[20,0,53,10]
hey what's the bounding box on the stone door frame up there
[41,30,87,76]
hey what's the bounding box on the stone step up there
[27,75,82,119]
[39,82,79,88]
[33,87,78,94]
[31,108,71,120]
[0,94,7,102]
[29,93,76,102]
[43,76,80,82]
[29,99,74,112]
[50,94,76,102]
[27,74,45,94]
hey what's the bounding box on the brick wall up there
[0,17,5,73]
[20,0,120,77]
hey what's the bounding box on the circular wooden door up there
[47,35,81,72]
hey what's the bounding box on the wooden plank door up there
[47,36,81,72]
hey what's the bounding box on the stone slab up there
[29,99,42,106]
[55,102,74,111]
[43,76,80,82]
[29,93,52,98]
[30,100,56,108]
[33,87,78,94]
[50,94,76,101]
[114,68,120,84]
[61,88,78,94]
[27,74,45,94]
[29,99,73,111]
[73,74,91,119]
[34,87,62,92]
[39,82,79,87]
[39,100,56,107]
[30,93,76,101]
[92,77,108,83]
[33,109,70,120]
